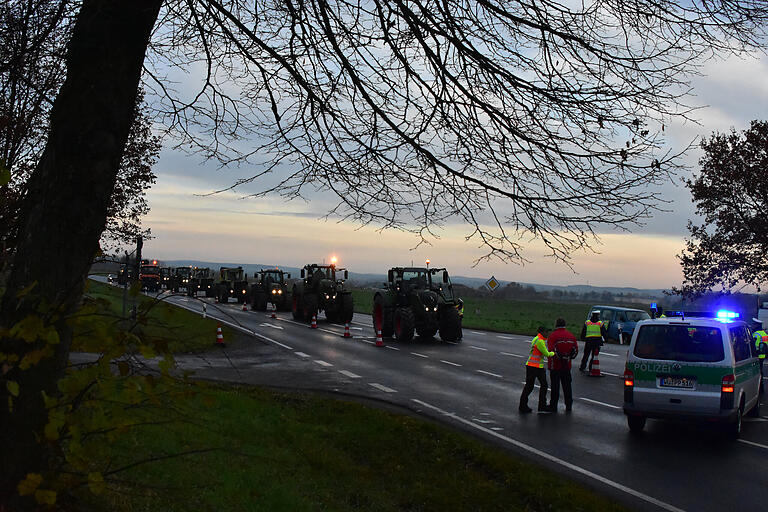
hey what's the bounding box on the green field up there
[77,279,237,353]
[351,289,645,337]
[82,384,628,512]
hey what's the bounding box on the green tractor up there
[373,266,462,342]
[215,266,249,304]
[170,266,191,293]
[251,268,291,311]
[292,263,354,324]
[187,267,214,297]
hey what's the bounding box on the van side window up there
[730,326,752,362]
[600,310,613,322]
[617,312,628,322]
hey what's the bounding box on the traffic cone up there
[215,324,225,347]
[375,329,384,347]
[589,348,602,377]
[242,302,248,311]
[271,305,277,319]
[310,314,317,329]
[343,322,352,338]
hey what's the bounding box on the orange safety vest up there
[526,334,547,368]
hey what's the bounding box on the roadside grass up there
[351,289,595,336]
[82,384,629,512]
[76,279,237,353]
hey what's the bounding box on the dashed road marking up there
[601,352,619,357]
[477,369,503,379]
[601,371,620,377]
[369,383,397,393]
[410,399,685,512]
[295,352,310,358]
[470,331,486,335]
[580,397,621,410]
[469,345,488,351]
[385,345,400,351]
[738,439,768,450]
[497,335,515,340]
[339,370,361,379]
[501,352,523,358]
[472,418,494,424]
[440,359,462,367]
[314,360,333,367]
[411,352,429,358]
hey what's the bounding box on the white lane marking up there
[472,418,494,424]
[339,370,361,379]
[350,327,363,330]
[738,439,768,450]
[501,352,523,358]
[601,371,619,377]
[469,345,488,351]
[743,418,768,423]
[491,427,504,431]
[361,339,374,345]
[294,352,310,358]
[259,322,284,330]
[411,399,685,512]
[477,369,503,379]
[440,360,462,367]
[351,321,369,328]
[170,301,295,350]
[411,352,429,358]
[497,335,515,340]
[580,398,621,410]
[600,352,619,357]
[314,360,333,367]
[385,345,400,351]
[470,331,486,335]
[369,383,397,393]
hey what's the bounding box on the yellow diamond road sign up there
[486,276,500,292]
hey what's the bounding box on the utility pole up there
[131,236,143,320]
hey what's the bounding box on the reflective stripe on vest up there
[585,321,602,338]
[526,335,546,368]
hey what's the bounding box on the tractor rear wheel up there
[394,307,415,342]
[292,292,303,320]
[341,294,354,324]
[373,294,394,337]
[439,307,462,342]
[303,294,318,323]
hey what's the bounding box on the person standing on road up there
[547,318,579,412]
[753,324,767,394]
[579,311,606,374]
[456,298,464,340]
[519,326,555,413]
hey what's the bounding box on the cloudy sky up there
[140,52,768,290]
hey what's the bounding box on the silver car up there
[623,312,761,438]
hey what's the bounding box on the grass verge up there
[83,384,629,512]
[77,278,237,353]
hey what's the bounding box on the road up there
[89,278,768,512]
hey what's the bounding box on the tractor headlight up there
[272,289,277,294]
[325,294,329,299]
[332,294,337,299]
[277,290,282,294]
[425,307,430,312]
[230,289,234,293]
[433,307,438,312]
[242,290,246,294]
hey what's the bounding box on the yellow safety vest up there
[585,320,603,338]
[526,335,547,368]
[754,330,767,360]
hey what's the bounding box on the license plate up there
[660,376,695,388]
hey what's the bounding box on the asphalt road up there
[89,278,768,512]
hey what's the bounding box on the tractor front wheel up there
[439,307,462,343]
[394,307,415,342]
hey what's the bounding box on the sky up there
[140,52,768,290]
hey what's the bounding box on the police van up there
[623,310,761,437]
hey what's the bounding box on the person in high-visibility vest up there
[753,327,767,394]
[519,326,555,413]
[456,298,464,340]
[579,311,607,373]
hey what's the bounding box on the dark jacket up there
[547,327,579,370]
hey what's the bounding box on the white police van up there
[623,310,761,437]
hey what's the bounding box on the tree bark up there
[0,0,162,505]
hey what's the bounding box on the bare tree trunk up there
[0,0,161,505]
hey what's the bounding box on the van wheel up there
[726,402,744,439]
[747,397,760,418]
[627,415,646,434]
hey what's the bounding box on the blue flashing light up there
[650,302,657,309]
[716,310,739,320]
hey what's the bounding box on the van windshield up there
[625,311,651,322]
[633,325,724,362]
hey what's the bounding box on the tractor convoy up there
[124,258,462,343]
